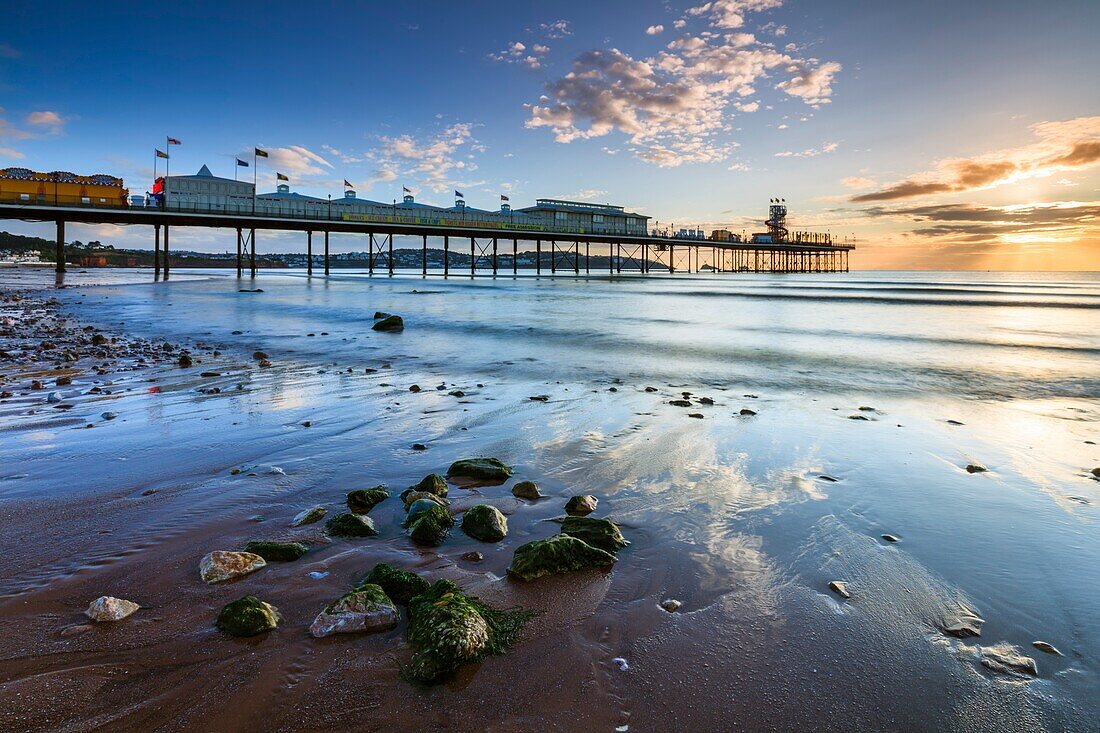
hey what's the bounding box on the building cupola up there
[344,189,356,199]
[403,194,414,204]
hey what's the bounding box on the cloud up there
[248,145,334,178]
[539,20,572,38]
[852,115,1100,203]
[525,21,842,167]
[674,19,687,29]
[646,25,665,35]
[841,176,875,190]
[369,122,483,193]
[687,0,784,29]
[490,40,550,70]
[557,188,608,201]
[775,142,838,157]
[26,110,63,127]
[0,43,19,59]
[0,145,24,160]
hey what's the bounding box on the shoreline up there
[1,274,1097,731]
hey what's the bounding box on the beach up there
[0,268,1097,732]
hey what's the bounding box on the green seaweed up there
[242,540,309,562]
[359,563,431,605]
[558,516,629,554]
[406,503,454,546]
[325,512,379,537]
[508,534,617,581]
[461,504,508,543]
[446,457,513,482]
[406,473,448,499]
[347,486,390,514]
[216,595,280,637]
[405,580,535,684]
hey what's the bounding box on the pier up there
[0,201,853,278]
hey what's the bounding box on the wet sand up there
[0,270,1098,732]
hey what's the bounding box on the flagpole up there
[164,136,169,209]
[253,150,258,215]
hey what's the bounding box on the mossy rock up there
[309,584,399,637]
[405,498,446,524]
[243,540,309,562]
[406,473,448,499]
[508,534,617,581]
[373,311,392,320]
[401,490,449,510]
[559,516,629,554]
[447,457,513,482]
[565,495,598,515]
[406,502,454,546]
[372,315,404,332]
[325,512,379,537]
[216,595,280,637]
[406,579,534,684]
[462,504,508,543]
[511,480,543,500]
[347,486,389,514]
[360,562,430,605]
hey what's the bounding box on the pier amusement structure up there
[0,165,853,278]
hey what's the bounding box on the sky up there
[1,0,1098,269]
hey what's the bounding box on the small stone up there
[611,657,630,672]
[405,502,454,546]
[373,311,392,320]
[660,599,682,613]
[509,534,617,581]
[461,504,508,542]
[1090,467,1099,478]
[687,413,704,419]
[447,458,513,482]
[818,474,838,482]
[178,353,193,367]
[91,333,108,346]
[461,551,484,562]
[1032,641,1062,656]
[565,495,598,515]
[828,581,851,599]
[965,464,988,474]
[346,486,389,513]
[199,551,267,584]
[56,375,72,386]
[740,408,757,416]
[141,488,155,496]
[301,420,311,428]
[698,397,714,405]
[372,315,404,332]
[947,419,965,425]
[85,596,140,622]
[448,390,466,397]
[309,584,399,638]
[46,391,62,403]
[216,595,280,637]
[644,386,658,392]
[411,443,428,451]
[200,371,221,377]
[101,411,117,421]
[881,534,900,543]
[407,473,448,498]
[847,414,869,420]
[325,512,378,537]
[669,399,692,407]
[511,480,543,500]
[409,384,421,393]
[978,643,1038,677]
[529,394,550,401]
[259,359,272,368]
[243,540,309,562]
[252,351,268,360]
[858,406,876,412]
[402,490,449,510]
[559,516,629,553]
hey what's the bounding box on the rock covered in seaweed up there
[446,457,513,482]
[405,502,454,546]
[461,504,508,543]
[309,584,399,638]
[565,495,598,515]
[401,490,449,510]
[243,540,309,562]
[85,596,139,622]
[511,480,543,500]
[372,315,404,332]
[360,563,430,605]
[325,512,379,537]
[199,551,267,584]
[508,534,617,581]
[347,486,389,514]
[405,473,448,499]
[405,579,534,684]
[559,516,628,553]
[291,505,327,527]
[216,595,280,637]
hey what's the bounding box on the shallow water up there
[1,268,1097,731]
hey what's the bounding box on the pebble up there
[1032,641,1062,656]
[739,408,757,416]
[85,596,140,622]
[660,599,682,612]
[882,534,900,543]
[828,581,851,599]
[611,657,630,672]
[965,464,988,474]
[101,411,117,420]
[47,391,62,403]
[412,443,428,451]
[461,551,484,562]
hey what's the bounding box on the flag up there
[236,158,249,167]
[344,179,353,188]
[167,137,181,145]
[501,194,510,202]
[255,148,268,158]
[454,190,464,198]
[402,186,411,193]
[276,173,289,182]
[155,149,169,159]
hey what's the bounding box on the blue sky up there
[2,0,1098,268]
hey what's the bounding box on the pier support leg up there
[163,225,170,280]
[388,234,394,276]
[307,231,313,276]
[616,243,621,273]
[235,227,242,278]
[154,224,161,280]
[422,235,427,276]
[643,243,648,273]
[670,245,675,274]
[513,238,518,275]
[368,233,375,274]
[551,241,556,274]
[470,237,475,277]
[585,242,590,274]
[574,242,579,274]
[492,237,498,276]
[248,228,255,278]
[324,231,330,275]
[536,240,541,275]
[443,236,449,277]
[55,220,65,273]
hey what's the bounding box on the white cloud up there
[728,161,750,171]
[673,19,687,29]
[841,176,875,189]
[646,25,665,35]
[557,188,608,201]
[369,122,484,193]
[27,110,65,130]
[254,145,334,177]
[539,20,572,38]
[526,18,841,166]
[0,145,25,160]
[775,142,839,157]
[490,40,550,69]
[687,0,784,29]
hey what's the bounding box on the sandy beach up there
[1,268,1098,732]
